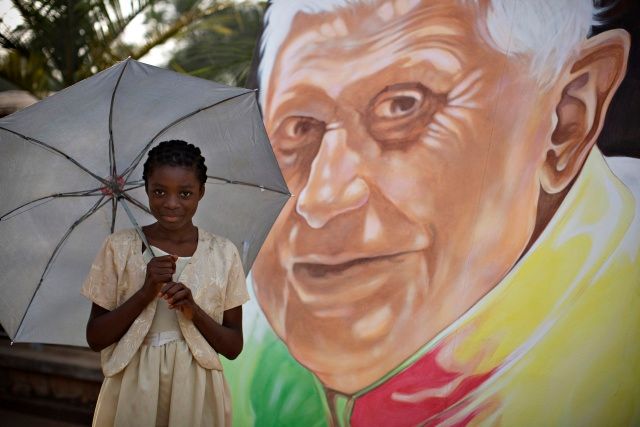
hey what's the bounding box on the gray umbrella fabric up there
[0,58,290,346]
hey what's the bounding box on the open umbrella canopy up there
[0,58,290,346]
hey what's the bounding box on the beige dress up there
[91,246,232,427]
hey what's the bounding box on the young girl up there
[82,140,249,426]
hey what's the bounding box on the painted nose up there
[296,127,370,228]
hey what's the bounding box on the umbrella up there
[0,58,290,346]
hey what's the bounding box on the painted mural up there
[222,1,640,426]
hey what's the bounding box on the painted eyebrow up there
[269,83,334,125]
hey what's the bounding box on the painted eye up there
[274,116,325,167]
[372,89,424,119]
[285,117,316,137]
[277,116,325,149]
[367,83,445,149]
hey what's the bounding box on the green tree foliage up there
[166,1,264,87]
[0,0,241,98]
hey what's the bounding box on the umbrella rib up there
[108,58,131,178]
[0,126,107,184]
[14,195,109,340]
[206,175,291,196]
[110,197,117,234]
[0,187,106,221]
[120,197,155,258]
[123,181,145,192]
[120,91,253,179]
[119,193,151,215]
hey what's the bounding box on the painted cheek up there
[375,153,439,221]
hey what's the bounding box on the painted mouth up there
[294,251,414,278]
[287,250,427,315]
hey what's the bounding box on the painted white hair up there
[258,0,609,103]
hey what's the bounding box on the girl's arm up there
[194,304,243,360]
[161,282,244,359]
[86,255,176,351]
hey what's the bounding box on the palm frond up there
[1,0,244,96]
[166,1,264,87]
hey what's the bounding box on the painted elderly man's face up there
[253,0,563,392]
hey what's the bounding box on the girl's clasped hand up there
[160,280,197,319]
[143,255,197,318]
[143,254,176,296]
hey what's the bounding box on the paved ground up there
[0,408,87,426]
[0,336,100,425]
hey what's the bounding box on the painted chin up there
[279,251,430,377]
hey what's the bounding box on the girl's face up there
[145,165,205,231]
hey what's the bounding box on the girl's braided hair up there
[143,140,208,187]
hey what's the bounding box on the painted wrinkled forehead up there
[258,0,597,104]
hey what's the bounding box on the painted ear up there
[541,29,630,194]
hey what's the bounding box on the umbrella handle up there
[120,198,156,258]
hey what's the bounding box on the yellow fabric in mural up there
[357,148,640,426]
[225,148,640,427]
[463,152,639,425]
